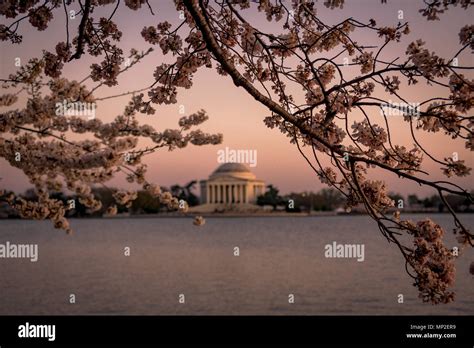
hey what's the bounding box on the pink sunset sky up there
[1,0,472,197]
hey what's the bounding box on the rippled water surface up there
[0,214,472,314]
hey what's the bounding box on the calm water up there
[0,214,472,315]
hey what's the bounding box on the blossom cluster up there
[402,219,456,304]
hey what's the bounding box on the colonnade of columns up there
[207,183,249,204]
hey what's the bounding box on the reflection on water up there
[0,214,473,315]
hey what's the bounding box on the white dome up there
[209,163,256,180]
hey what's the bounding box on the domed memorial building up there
[195,163,265,212]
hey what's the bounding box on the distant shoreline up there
[104,210,474,219]
[1,210,472,220]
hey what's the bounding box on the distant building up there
[195,163,265,212]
